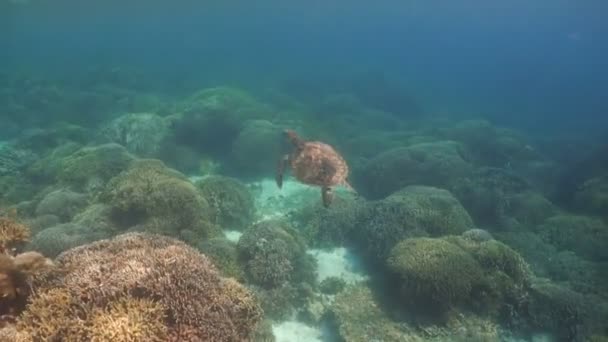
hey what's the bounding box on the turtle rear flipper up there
[321,186,334,207]
[276,155,289,189]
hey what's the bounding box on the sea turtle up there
[276,129,354,207]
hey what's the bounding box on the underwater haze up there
[3,0,608,135]
[1,1,608,342]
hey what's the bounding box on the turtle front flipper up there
[276,155,289,189]
[321,186,334,207]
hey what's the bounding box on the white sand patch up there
[224,230,242,243]
[307,247,368,284]
[272,321,323,342]
[248,178,318,221]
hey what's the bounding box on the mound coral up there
[359,185,473,260]
[387,235,531,317]
[34,188,88,222]
[355,140,472,200]
[387,237,483,310]
[237,220,315,288]
[536,214,608,261]
[197,175,255,231]
[101,112,171,157]
[172,87,272,158]
[15,232,263,341]
[57,143,135,193]
[102,159,219,240]
[229,119,284,178]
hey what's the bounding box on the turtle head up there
[284,129,305,148]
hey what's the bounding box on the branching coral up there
[0,209,30,255]
[87,297,168,341]
[31,232,263,340]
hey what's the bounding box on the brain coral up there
[20,232,262,341]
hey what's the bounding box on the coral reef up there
[57,143,135,193]
[0,213,53,319]
[237,220,315,288]
[100,112,171,157]
[34,188,88,222]
[13,233,263,341]
[0,210,30,254]
[574,173,608,218]
[355,140,472,200]
[387,237,483,310]
[387,236,531,317]
[102,159,219,239]
[172,87,272,158]
[358,185,473,261]
[197,237,244,280]
[536,214,608,261]
[230,119,284,178]
[196,175,255,231]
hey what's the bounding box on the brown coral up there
[0,251,53,318]
[16,288,86,341]
[87,297,168,342]
[46,232,263,340]
[0,210,30,255]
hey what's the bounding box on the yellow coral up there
[87,297,168,342]
[17,288,86,341]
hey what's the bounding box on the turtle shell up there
[289,141,349,187]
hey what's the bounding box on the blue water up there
[3,0,608,137]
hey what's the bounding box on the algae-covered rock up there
[356,141,472,200]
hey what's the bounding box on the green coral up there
[101,159,219,239]
[387,237,483,310]
[172,87,272,158]
[536,214,608,261]
[330,284,412,342]
[357,140,472,200]
[196,175,255,231]
[360,185,473,261]
[57,143,135,193]
[237,220,315,288]
[197,237,244,280]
